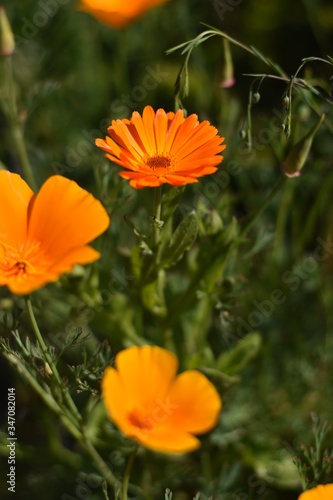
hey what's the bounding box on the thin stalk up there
[152,186,163,249]
[25,296,82,425]
[83,437,119,489]
[240,177,287,239]
[168,177,287,321]
[3,57,37,191]
[3,352,82,441]
[121,446,138,500]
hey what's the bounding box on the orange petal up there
[111,121,145,161]
[165,109,185,151]
[298,484,333,500]
[163,174,199,186]
[134,423,201,454]
[130,112,152,155]
[27,176,109,260]
[154,109,168,153]
[102,366,131,433]
[115,346,178,411]
[170,114,199,156]
[0,171,34,248]
[166,370,222,434]
[48,246,101,275]
[142,106,157,153]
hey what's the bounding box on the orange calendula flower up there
[0,171,110,295]
[298,484,333,499]
[102,345,222,453]
[78,0,168,28]
[96,106,226,189]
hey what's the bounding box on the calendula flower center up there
[145,154,175,171]
[127,408,154,432]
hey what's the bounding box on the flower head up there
[96,106,226,189]
[298,484,333,499]
[78,0,168,28]
[102,345,222,454]
[0,171,110,295]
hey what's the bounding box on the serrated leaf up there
[160,211,198,269]
[217,332,262,375]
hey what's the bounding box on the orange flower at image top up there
[96,106,226,189]
[298,484,333,499]
[78,0,168,28]
[102,345,222,453]
[0,172,110,295]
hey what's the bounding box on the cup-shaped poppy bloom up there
[102,345,222,453]
[96,106,226,189]
[0,171,110,295]
[298,484,333,499]
[78,0,168,28]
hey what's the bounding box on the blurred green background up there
[1,0,333,499]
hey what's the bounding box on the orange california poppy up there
[95,106,226,189]
[0,171,110,295]
[298,484,333,499]
[78,0,168,28]
[102,345,222,453]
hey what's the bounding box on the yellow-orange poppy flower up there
[0,171,110,295]
[78,0,168,28]
[298,484,333,499]
[96,106,226,189]
[102,345,222,453]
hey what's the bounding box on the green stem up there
[4,57,37,191]
[25,296,82,425]
[83,437,120,490]
[152,186,163,249]
[240,177,287,239]
[121,445,138,500]
[4,351,82,441]
[168,177,287,321]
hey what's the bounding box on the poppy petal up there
[167,370,222,433]
[116,346,178,410]
[27,176,109,260]
[0,171,34,248]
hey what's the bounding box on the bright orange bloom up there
[298,484,333,499]
[96,106,226,189]
[78,0,168,28]
[102,345,222,453]
[0,171,110,295]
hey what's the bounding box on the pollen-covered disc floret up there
[96,106,226,189]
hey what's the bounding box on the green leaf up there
[160,211,198,269]
[216,332,262,375]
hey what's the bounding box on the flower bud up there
[219,39,235,89]
[0,6,15,56]
[252,92,260,104]
[282,95,290,110]
[281,113,325,178]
